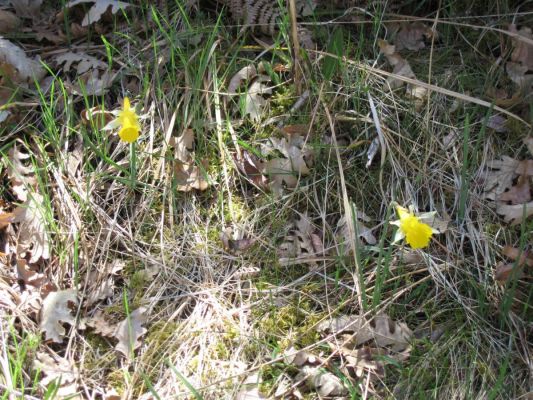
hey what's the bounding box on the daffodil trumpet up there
[103,97,141,187]
[104,97,141,144]
[390,203,439,249]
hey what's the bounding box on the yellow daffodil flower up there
[104,97,140,143]
[390,204,438,249]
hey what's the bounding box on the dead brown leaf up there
[278,214,323,266]
[509,25,533,70]
[0,10,21,33]
[262,130,314,195]
[7,144,36,202]
[0,38,45,82]
[66,0,132,26]
[114,307,148,358]
[502,245,533,267]
[336,206,377,253]
[378,39,427,107]
[496,201,533,225]
[174,160,209,192]
[10,0,42,19]
[55,51,108,74]
[525,136,533,156]
[169,129,210,192]
[318,314,412,352]
[498,174,531,204]
[495,246,533,282]
[86,310,116,337]
[39,289,78,343]
[482,156,521,201]
[220,227,256,253]
[395,22,435,51]
[295,365,348,397]
[0,212,14,229]
[33,351,80,399]
[227,64,272,121]
[233,150,268,189]
[13,193,51,263]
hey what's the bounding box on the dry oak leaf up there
[233,150,268,189]
[498,174,531,204]
[378,39,427,106]
[13,193,51,263]
[495,245,533,282]
[278,214,323,267]
[39,289,78,343]
[7,144,36,201]
[227,64,272,121]
[318,314,412,352]
[336,206,377,253]
[114,306,148,358]
[496,201,533,225]
[262,131,314,194]
[55,51,107,74]
[506,61,533,91]
[85,310,116,337]
[295,365,348,397]
[509,24,533,70]
[65,68,117,96]
[33,351,80,399]
[395,22,435,51]
[0,211,14,229]
[0,38,45,82]
[169,129,209,192]
[9,0,42,19]
[482,156,521,200]
[174,160,209,192]
[65,0,131,26]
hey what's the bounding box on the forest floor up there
[0,0,532,399]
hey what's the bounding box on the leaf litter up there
[0,2,531,399]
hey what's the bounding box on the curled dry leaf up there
[114,307,148,358]
[378,39,427,107]
[0,10,21,33]
[278,214,323,267]
[227,64,272,121]
[482,156,521,201]
[13,193,51,263]
[66,0,132,26]
[220,227,256,253]
[170,129,210,192]
[394,22,435,51]
[495,245,533,282]
[33,351,79,398]
[235,373,267,400]
[55,51,108,74]
[262,130,314,194]
[295,365,348,397]
[496,201,533,225]
[318,314,412,352]
[509,25,533,70]
[233,150,268,189]
[0,38,45,82]
[498,174,531,204]
[7,144,36,201]
[0,212,14,229]
[39,289,78,343]
[336,206,377,254]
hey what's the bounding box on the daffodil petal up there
[102,118,121,131]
